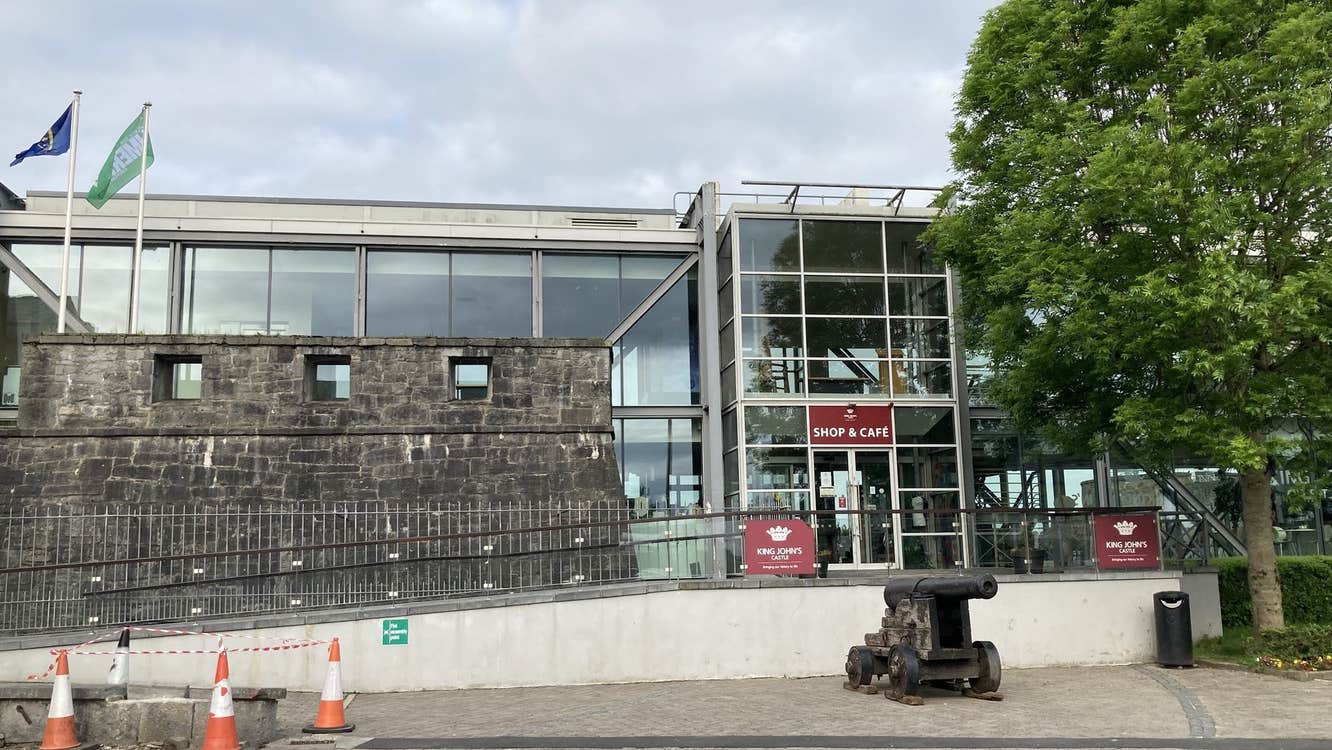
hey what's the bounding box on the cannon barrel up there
[883,574,998,609]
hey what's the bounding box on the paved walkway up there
[272,665,1332,749]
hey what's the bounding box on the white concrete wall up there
[0,573,1218,692]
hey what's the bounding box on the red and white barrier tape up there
[26,626,328,680]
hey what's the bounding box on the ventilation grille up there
[569,217,640,228]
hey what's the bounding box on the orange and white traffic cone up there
[201,649,241,750]
[40,650,79,750]
[303,638,354,733]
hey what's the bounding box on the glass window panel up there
[740,316,803,358]
[313,363,351,400]
[807,358,891,396]
[885,222,938,273]
[718,279,735,325]
[742,359,804,396]
[619,418,702,516]
[746,447,810,489]
[668,418,704,511]
[619,256,680,319]
[1,271,55,409]
[887,277,948,317]
[801,220,883,273]
[891,360,953,398]
[720,320,735,367]
[615,271,699,406]
[454,361,490,400]
[891,319,951,359]
[366,250,449,336]
[136,246,170,334]
[723,408,738,451]
[900,491,962,533]
[181,247,270,334]
[270,248,355,336]
[738,219,800,272]
[724,451,740,495]
[747,490,810,511]
[718,230,733,285]
[744,405,807,445]
[170,362,202,400]
[68,245,127,333]
[541,254,619,338]
[740,274,801,315]
[897,448,959,489]
[894,406,956,445]
[451,252,531,337]
[803,276,885,316]
[805,317,886,359]
[721,363,736,406]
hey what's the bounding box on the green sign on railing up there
[382,618,408,645]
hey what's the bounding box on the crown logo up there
[766,525,793,542]
[1114,520,1137,536]
[843,408,859,422]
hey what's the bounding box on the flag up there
[86,110,154,209]
[10,104,73,167]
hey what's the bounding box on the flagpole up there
[56,91,82,334]
[128,102,150,333]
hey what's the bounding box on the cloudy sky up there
[3,1,998,209]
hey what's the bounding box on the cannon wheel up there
[969,640,1002,694]
[845,645,877,686]
[884,644,921,702]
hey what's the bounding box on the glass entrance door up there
[813,451,854,565]
[856,451,894,566]
[814,449,896,568]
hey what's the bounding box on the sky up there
[2,0,999,210]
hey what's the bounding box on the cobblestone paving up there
[274,666,1332,742]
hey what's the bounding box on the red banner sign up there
[744,520,816,575]
[1093,512,1161,569]
[809,405,894,445]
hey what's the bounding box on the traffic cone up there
[40,650,79,750]
[106,629,130,686]
[303,638,354,733]
[201,649,240,750]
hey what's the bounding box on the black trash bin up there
[1154,591,1194,667]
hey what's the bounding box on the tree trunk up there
[1240,465,1284,633]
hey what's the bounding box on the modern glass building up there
[1,180,1325,567]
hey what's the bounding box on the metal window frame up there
[0,241,91,333]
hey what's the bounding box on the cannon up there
[844,574,1003,705]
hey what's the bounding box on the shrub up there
[1215,556,1332,627]
[1249,623,1332,661]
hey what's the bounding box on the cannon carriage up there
[844,574,1003,705]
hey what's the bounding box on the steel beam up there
[606,254,698,342]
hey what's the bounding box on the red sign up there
[1093,512,1161,569]
[744,520,816,575]
[809,405,894,445]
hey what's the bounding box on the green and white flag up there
[86,110,153,209]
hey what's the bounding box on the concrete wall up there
[0,573,1220,692]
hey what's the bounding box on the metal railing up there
[0,503,1189,636]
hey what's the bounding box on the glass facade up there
[726,216,964,569]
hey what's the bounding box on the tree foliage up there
[933,0,1332,475]
[930,0,1332,630]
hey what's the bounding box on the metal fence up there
[0,504,1197,636]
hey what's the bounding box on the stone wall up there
[0,335,630,632]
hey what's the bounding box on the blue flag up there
[10,104,73,167]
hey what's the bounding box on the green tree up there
[930,0,1332,632]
